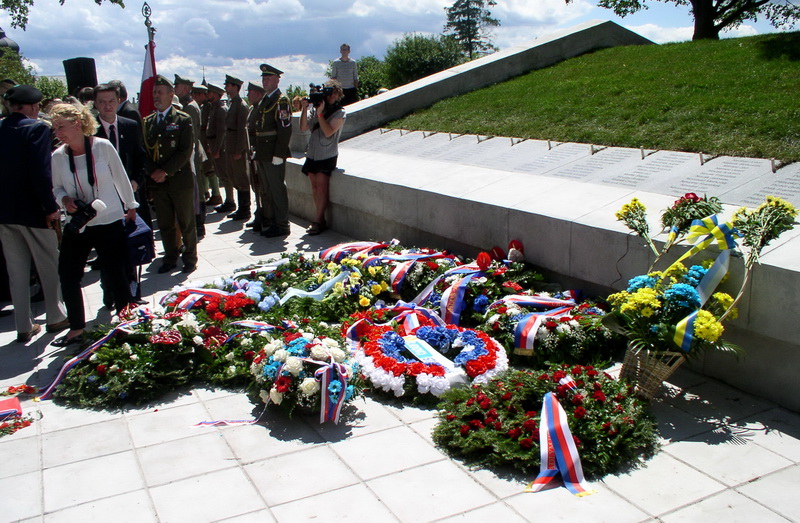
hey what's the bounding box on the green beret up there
[174,74,194,87]
[154,75,173,89]
[260,63,283,76]
[224,75,243,87]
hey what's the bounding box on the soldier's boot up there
[228,191,251,220]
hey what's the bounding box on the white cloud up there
[184,18,219,39]
[626,23,692,44]
[494,0,594,25]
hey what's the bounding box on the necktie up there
[157,113,164,126]
[108,124,117,150]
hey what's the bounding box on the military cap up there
[247,81,265,93]
[3,85,43,104]
[224,75,243,87]
[206,83,224,95]
[174,74,194,87]
[260,63,283,76]
[191,84,208,94]
[0,78,17,95]
[154,75,173,89]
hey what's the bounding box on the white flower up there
[269,388,284,405]
[239,337,252,348]
[272,349,288,362]
[225,352,235,361]
[475,277,487,284]
[122,343,132,354]
[193,335,204,346]
[109,364,119,372]
[259,389,270,404]
[263,339,282,356]
[227,365,237,376]
[556,324,571,334]
[487,314,500,326]
[281,282,288,288]
[151,319,170,332]
[213,278,226,289]
[298,378,320,396]
[130,354,139,361]
[329,348,346,363]
[177,312,200,332]
[319,321,329,329]
[301,332,314,340]
[284,356,303,376]
[506,306,522,316]
[310,345,329,361]
[89,354,98,362]
[537,326,549,338]
[322,337,340,349]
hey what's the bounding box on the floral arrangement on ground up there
[432,364,660,476]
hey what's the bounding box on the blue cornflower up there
[664,283,701,310]
[473,294,489,313]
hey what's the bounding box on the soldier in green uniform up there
[143,75,198,274]
[206,83,233,213]
[174,74,206,239]
[193,84,223,207]
[253,63,292,237]
[246,81,266,232]
[223,75,251,221]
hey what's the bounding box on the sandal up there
[52,334,85,348]
[307,221,326,236]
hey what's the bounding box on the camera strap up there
[67,136,96,200]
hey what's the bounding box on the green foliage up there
[2,0,125,30]
[36,76,67,100]
[284,84,307,102]
[433,365,660,476]
[390,32,800,162]
[383,33,465,88]
[0,47,35,85]
[579,0,800,40]
[356,55,388,98]
[444,0,499,59]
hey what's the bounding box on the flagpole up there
[139,2,157,117]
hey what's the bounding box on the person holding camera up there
[299,80,346,235]
[49,103,138,347]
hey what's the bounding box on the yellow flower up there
[712,292,737,319]
[368,266,378,277]
[371,284,382,295]
[327,262,338,272]
[381,281,389,291]
[694,310,724,342]
[619,288,661,316]
[359,296,371,307]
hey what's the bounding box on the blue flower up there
[427,292,442,309]
[627,275,657,292]
[682,265,708,287]
[664,283,701,310]
[345,385,355,401]
[473,294,489,313]
[263,361,282,379]
[98,385,109,393]
[88,375,98,383]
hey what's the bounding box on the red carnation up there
[460,425,470,436]
[96,364,107,375]
[275,376,292,393]
[571,394,584,405]
[574,406,587,419]
[592,390,607,403]
[446,414,456,421]
[519,438,534,450]
[469,419,484,430]
[544,321,558,329]
[587,369,599,377]
[507,427,522,440]
[502,392,512,401]
[552,370,566,382]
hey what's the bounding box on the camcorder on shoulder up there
[306,83,335,107]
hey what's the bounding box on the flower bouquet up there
[433,364,658,476]
[249,326,362,423]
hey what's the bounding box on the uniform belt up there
[256,131,277,137]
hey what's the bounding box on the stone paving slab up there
[1,212,799,522]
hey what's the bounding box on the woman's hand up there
[300,98,309,110]
[62,195,78,214]
[125,209,137,222]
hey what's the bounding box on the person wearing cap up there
[175,74,207,239]
[192,84,223,208]
[330,44,359,106]
[0,78,17,117]
[223,74,251,221]
[253,63,292,237]
[206,82,234,213]
[245,81,266,232]
[142,75,198,274]
[0,85,69,342]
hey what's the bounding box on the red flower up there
[446,414,456,421]
[502,281,523,292]
[519,438,534,450]
[243,351,255,361]
[476,252,492,271]
[425,261,440,270]
[592,390,606,403]
[479,398,492,410]
[525,410,537,418]
[96,364,107,375]
[522,419,537,433]
[507,427,522,440]
[493,422,503,431]
[150,330,183,345]
[460,425,470,436]
[574,406,587,419]
[586,369,599,377]
[501,392,512,401]
[571,365,584,375]
[552,370,566,382]
[537,373,549,381]
[571,394,584,406]
[469,419,484,430]
[275,376,292,393]
[573,436,582,448]
[544,321,558,329]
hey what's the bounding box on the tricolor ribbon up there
[513,307,574,356]
[38,315,150,400]
[315,361,350,424]
[440,274,479,325]
[0,397,22,421]
[320,241,388,262]
[525,392,596,497]
[160,287,231,309]
[279,271,349,305]
[345,303,446,347]
[411,264,480,306]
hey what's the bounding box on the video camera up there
[306,83,335,107]
[63,199,106,235]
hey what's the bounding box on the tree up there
[576,0,800,40]
[356,55,388,99]
[383,33,465,88]
[444,0,500,59]
[285,84,307,102]
[36,76,67,100]
[0,46,35,85]
[1,0,125,30]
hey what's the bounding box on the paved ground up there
[2,211,799,522]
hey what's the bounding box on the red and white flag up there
[139,40,157,118]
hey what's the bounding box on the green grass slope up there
[389,32,800,162]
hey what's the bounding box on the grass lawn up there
[389,31,800,162]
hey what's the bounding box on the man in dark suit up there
[109,80,144,127]
[94,83,150,305]
[0,85,69,342]
[142,75,197,274]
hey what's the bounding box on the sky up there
[0,0,790,101]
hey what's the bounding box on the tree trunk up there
[691,0,720,40]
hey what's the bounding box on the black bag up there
[125,214,155,266]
